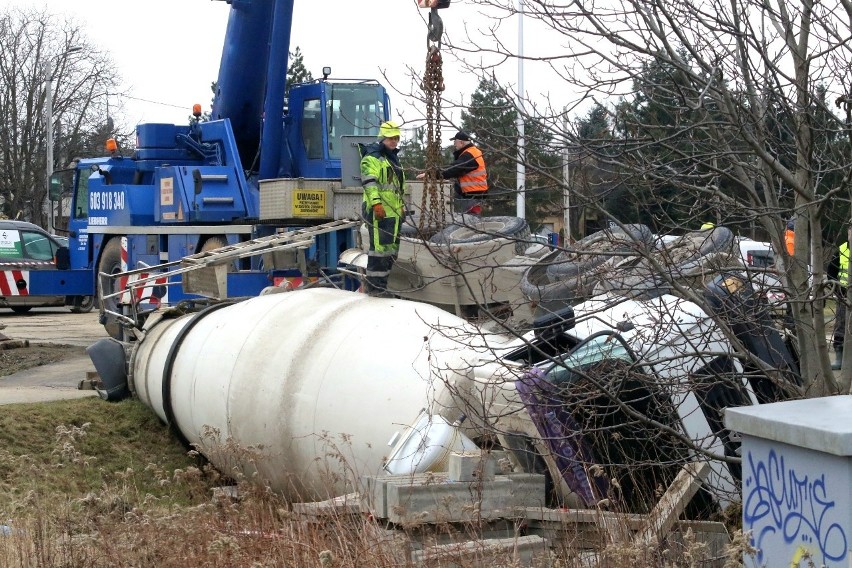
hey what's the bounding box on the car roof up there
[0,220,48,233]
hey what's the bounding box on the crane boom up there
[211,0,295,177]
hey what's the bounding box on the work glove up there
[373,203,386,219]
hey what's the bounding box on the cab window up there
[302,99,324,160]
[326,84,385,158]
[75,169,92,219]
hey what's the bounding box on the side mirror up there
[49,170,74,201]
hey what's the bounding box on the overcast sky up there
[10,0,563,136]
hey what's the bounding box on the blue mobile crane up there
[38,0,394,336]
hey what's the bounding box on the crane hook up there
[428,8,443,45]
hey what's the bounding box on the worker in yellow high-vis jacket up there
[360,121,405,296]
[831,232,850,370]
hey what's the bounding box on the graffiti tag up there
[743,448,847,565]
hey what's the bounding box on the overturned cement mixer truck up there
[87,264,801,514]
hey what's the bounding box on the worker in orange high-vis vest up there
[785,218,795,255]
[418,130,488,215]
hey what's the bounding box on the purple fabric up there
[514,368,609,507]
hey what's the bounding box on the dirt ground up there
[0,343,88,377]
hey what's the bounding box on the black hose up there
[161,302,234,449]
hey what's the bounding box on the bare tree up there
[424,0,852,396]
[0,6,123,225]
[359,2,852,525]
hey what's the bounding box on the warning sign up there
[292,190,327,217]
[160,177,174,206]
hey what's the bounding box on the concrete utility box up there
[725,396,852,567]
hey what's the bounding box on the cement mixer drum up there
[130,288,494,500]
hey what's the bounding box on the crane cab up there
[284,80,390,180]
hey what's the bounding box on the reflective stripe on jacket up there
[840,242,850,287]
[458,146,487,195]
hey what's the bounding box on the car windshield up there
[543,334,632,385]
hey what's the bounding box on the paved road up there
[1,307,109,347]
[0,308,110,404]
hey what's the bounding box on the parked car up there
[0,220,93,314]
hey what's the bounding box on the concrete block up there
[411,534,550,567]
[506,473,548,509]
[361,472,442,519]
[383,473,546,525]
[448,450,496,482]
[292,492,361,520]
[488,450,514,474]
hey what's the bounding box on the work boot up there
[365,278,394,298]
[371,290,396,299]
[832,349,843,371]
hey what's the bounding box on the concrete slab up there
[0,354,99,405]
[368,473,546,525]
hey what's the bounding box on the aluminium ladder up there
[99,219,360,326]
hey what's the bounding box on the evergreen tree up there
[286,47,313,93]
[603,54,728,233]
[399,126,427,171]
[577,104,610,140]
[460,77,560,226]
[571,103,617,235]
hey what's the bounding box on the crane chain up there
[420,28,446,231]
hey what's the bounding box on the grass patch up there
[0,398,750,567]
[0,398,209,511]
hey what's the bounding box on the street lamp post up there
[562,110,571,244]
[43,46,81,232]
[516,0,525,219]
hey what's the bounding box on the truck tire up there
[429,216,530,254]
[429,216,528,244]
[70,296,95,313]
[520,249,583,314]
[98,238,124,339]
[200,236,236,271]
[546,224,653,283]
[597,227,735,296]
[10,306,32,314]
[200,236,228,253]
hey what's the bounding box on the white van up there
[736,237,775,269]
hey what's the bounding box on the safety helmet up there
[378,121,401,139]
